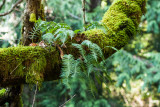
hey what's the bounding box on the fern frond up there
[81,40,93,48]
[42,33,54,44]
[72,59,81,77]
[61,54,75,78]
[72,43,86,61]
[81,40,104,60]
[54,28,74,44]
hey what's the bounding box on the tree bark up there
[21,0,45,46]
[89,0,101,12]
[107,0,112,5]
[0,85,23,107]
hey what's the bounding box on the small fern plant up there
[61,40,111,94]
[30,19,74,45]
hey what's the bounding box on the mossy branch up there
[0,0,146,87]
[84,0,146,55]
[0,46,61,87]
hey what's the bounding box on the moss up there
[83,29,108,48]
[0,46,57,86]
[83,0,146,53]
[29,4,45,22]
[18,96,23,107]
[0,88,6,97]
[38,4,46,21]
[29,13,36,22]
[105,0,144,26]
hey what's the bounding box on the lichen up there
[29,13,36,22]
[83,0,146,53]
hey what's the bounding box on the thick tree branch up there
[0,46,61,87]
[0,0,6,10]
[0,0,23,17]
[0,0,147,87]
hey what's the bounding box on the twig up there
[82,0,86,31]
[10,62,22,74]
[32,82,38,107]
[0,0,6,10]
[0,0,23,17]
[57,45,64,59]
[68,12,81,20]
[59,94,76,107]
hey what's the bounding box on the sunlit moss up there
[29,13,36,22]
[84,29,108,48]
[0,89,6,97]
[84,0,146,53]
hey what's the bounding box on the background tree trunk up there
[89,0,101,12]
[107,0,112,5]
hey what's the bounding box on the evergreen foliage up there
[107,50,160,92]
[142,0,160,34]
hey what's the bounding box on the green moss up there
[29,13,36,22]
[38,4,46,21]
[25,56,46,87]
[0,89,6,97]
[18,96,23,107]
[83,29,108,48]
[83,0,146,53]
[0,46,57,86]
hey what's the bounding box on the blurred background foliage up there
[0,0,160,106]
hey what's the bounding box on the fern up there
[31,19,74,45]
[54,28,74,44]
[61,40,111,94]
[72,43,86,61]
[81,40,104,61]
[42,33,54,45]
[31,19,111,95]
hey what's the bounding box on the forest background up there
[0,0,160,106]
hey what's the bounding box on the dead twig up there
[32,82,38,107]
[10,62,22,74]
[0,0,23,17]
[57,45,64,59]
[59,94,76,107]
[0,0,6,10]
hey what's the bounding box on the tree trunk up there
[9,85,23,107]
[21,0,45,46]
[107,0,112,5]
[0,85,23,107]
[0,1,46,105]
[89,0,101,12]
